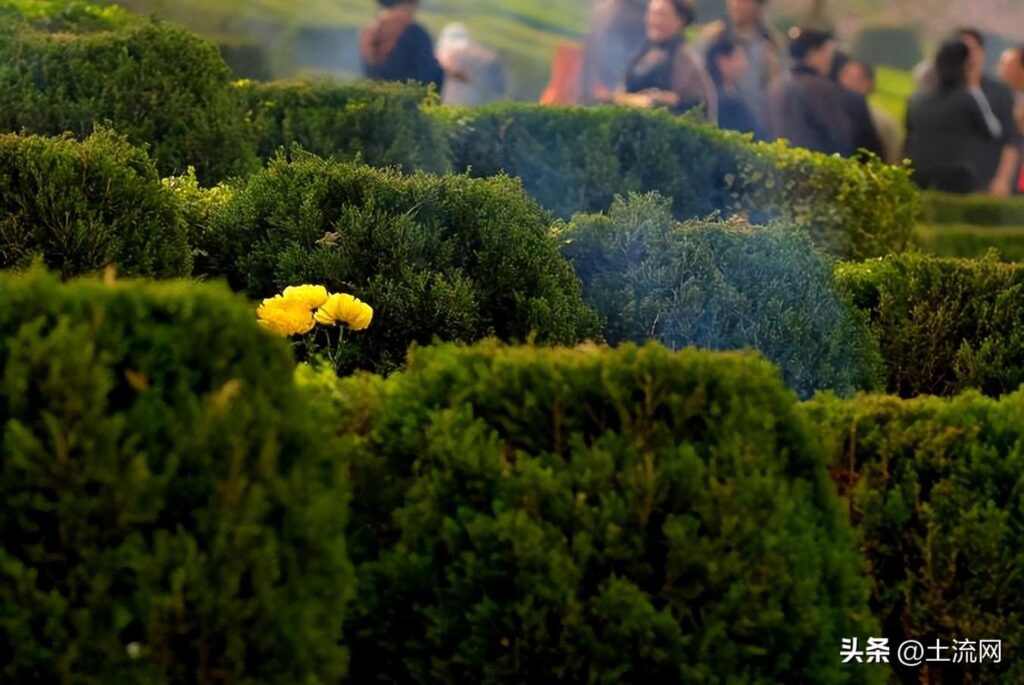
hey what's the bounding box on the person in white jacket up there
[436,23,506,106]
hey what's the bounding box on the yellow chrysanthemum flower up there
[315,293,374,331]
[281,284,330,310]
[257,295,316,336]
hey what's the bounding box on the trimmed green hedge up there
[808,391,1024,685]
[0,12,257,183]
[837,254,1024,398]
[237,79,449,174]
[0,131,190,278]
[439,104,920,260]
[312,342,881,684]
[914,224,1024,263]
[204,154,599,373]
[559,193,881,399]
[853,26,923,71]
[0,270,352,683]
[924,192,1024,227]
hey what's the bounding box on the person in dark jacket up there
[830,52,885,159]
[596,0,717,121]
[581,0,649,104]
[957,28,1022,196]
[700,0,785,135]
[359,0,443,90]
[768,28,852,155]
[905,41,1001,193]
[706,36,762,137]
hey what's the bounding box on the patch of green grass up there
[872,65,914,127]
[914,223,1024,262]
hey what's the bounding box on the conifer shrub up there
[913,224,1024,263]
[162,168,234,276]
[439,104,919,260]
[0,131,190,279]
[0,12,257,183]
[0,269,352,684]
[808,391,1024,685]
[204,154,599,374]
[237,79,449,173]
[836,254,1024,397]
[310,341,882,685]
[560,194,881,399]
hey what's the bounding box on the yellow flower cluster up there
[257,284,373,337]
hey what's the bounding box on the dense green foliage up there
[439,104,919,260]
[853,26,923,70]
[924,192,1024,227]
[0,0,133,30]
[237,79,449,173]
[0,12,257,183]
[204,154,599,373]
[559,194,881,399]
[808,391,1024,685]
[311,342,881,685]
[0,131,190,278]
[218,38,271,80]
[837,254,1024,398]
[161,168,234,276]
[914,224,1024,263]
[0,270,352,683]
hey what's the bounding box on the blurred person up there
[829,52,885,159]
[998,44,1024,127]
[997,44,1024,193]
[768,28,852,155]
[837,57,900,163]
[955,28,1020,196]
[705,36,761,137]
[595,0,716,120]
[701,0,784,132]
[905,41,1001,193]
[580,0,649,104]
[436,23,506,106]
[359,0,443,90]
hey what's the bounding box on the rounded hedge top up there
[0,269,352,683]
[205,154,600,374]
[0,13,258,183]
[560,193,882,399]
[0,130,191,279]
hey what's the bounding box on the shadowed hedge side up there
[837,254,1024,398]
[808,391,1024,685]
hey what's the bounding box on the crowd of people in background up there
[358,0,1024,196]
